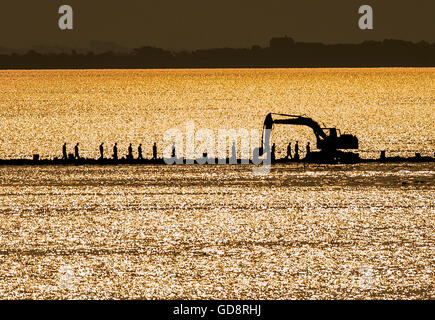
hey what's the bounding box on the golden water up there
[0,68,433,159]
[0,68,433,299]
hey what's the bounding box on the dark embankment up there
[0,154,433,166]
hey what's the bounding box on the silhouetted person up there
[128,143,133,159]
[171,142,176,158]
[99,143,104,159]
[74,143,79,159]
[153,142,157,160]
[62,143,67,160]
[306,142,311,157]
[287,142,292,159]
[138,144,143,159]
[113,143,118,160]
[271,143,276,161]
[294,141,299,160]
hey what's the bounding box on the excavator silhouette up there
[259,113,359,162]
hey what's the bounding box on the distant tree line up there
[0,37,434,69]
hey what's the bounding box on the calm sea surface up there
[0,68,433,299]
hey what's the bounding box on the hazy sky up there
[0,0,434,50]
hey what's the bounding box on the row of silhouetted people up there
[62,141,311,161]
[271,141,310,161]
[62,142,159,160]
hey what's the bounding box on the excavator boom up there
[261,113,358,154]
[263,113,328,140]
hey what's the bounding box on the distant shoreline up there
[1,66,434,71]
[1,37,434,70]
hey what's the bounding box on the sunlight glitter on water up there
[0,163,433,299]
[0,68,434,159]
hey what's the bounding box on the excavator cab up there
[336,133,359,149]
[316,128,336,151]
[318,128,359,151]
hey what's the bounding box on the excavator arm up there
[261,113,328,152]
[260,113,358,154]
[263,113,328,139]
